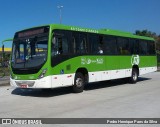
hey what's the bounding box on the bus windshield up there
[11,27,49,69]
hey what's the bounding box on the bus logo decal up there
[81,58,103,65]
[96,58,103,64]
[131,55,140,65]
[81,58,86,65]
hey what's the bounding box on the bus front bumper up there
[10,76,52,88]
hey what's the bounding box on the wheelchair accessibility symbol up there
[131,55,140,65]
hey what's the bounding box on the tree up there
[156,36,160,53]
[135,29,156,38]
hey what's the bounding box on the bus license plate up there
[20,84,28,88]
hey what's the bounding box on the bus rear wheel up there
[130,68,138,84]
[73,72,84,93]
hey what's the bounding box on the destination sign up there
[18,28,45,38]
[71,27,99,33]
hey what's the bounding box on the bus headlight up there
[38,69,47,79]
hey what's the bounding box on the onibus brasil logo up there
[131,55,140,65]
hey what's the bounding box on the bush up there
[1,67,10,76]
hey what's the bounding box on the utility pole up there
[57,5,63,24]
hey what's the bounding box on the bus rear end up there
[10,26,52,89]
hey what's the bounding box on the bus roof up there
[16,24,154,41]
[50,24,154,41]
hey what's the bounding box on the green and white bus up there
[10,24,157,92]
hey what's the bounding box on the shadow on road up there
[11,87,72,98]
[85,77,151,91]
[11,77,151,97]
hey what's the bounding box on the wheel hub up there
[76,78,83,88]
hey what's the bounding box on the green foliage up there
[0,53,10,62]
[135,29,157,38]
[0,52,10,76]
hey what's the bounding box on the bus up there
[10,24,157,93]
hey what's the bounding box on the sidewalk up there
[0,76,10,87]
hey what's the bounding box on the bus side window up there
[55,37,69,55]
[79,33,88,54]
[129,39,136,54]
[98,36,104,54]
[89,34,99,54]
[51,36,59,56]
[71,32,79,54]
[148,41,156,55]
[104,36,117,55]
[58,38,63,54]
[72,37,76,54]
[134,40,139,54]
[117,37,130,55]
[62,38,69,54]
[52,30,69,56]
[139,40,147,55]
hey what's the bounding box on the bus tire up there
[130,68,138,84]
[73,72,84,93]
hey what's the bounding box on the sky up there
[0,0,160,47]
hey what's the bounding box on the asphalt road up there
[0,72,160,127]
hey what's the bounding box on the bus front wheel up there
[130,68,138,84]
[73,72,84,93]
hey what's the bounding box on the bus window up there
[129,39,140,54]
[71,32,79,54]
[52,30,69,56]
[139,40,148,55]
[104,36,118,55]
[148,41,156,55]
[96,35,104,54]
[117,37,130,55]
[52,37,69,55]
[89,34,99,54]
[134,40,139,54]
[79,33,88,54]
[72,36,76,54]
